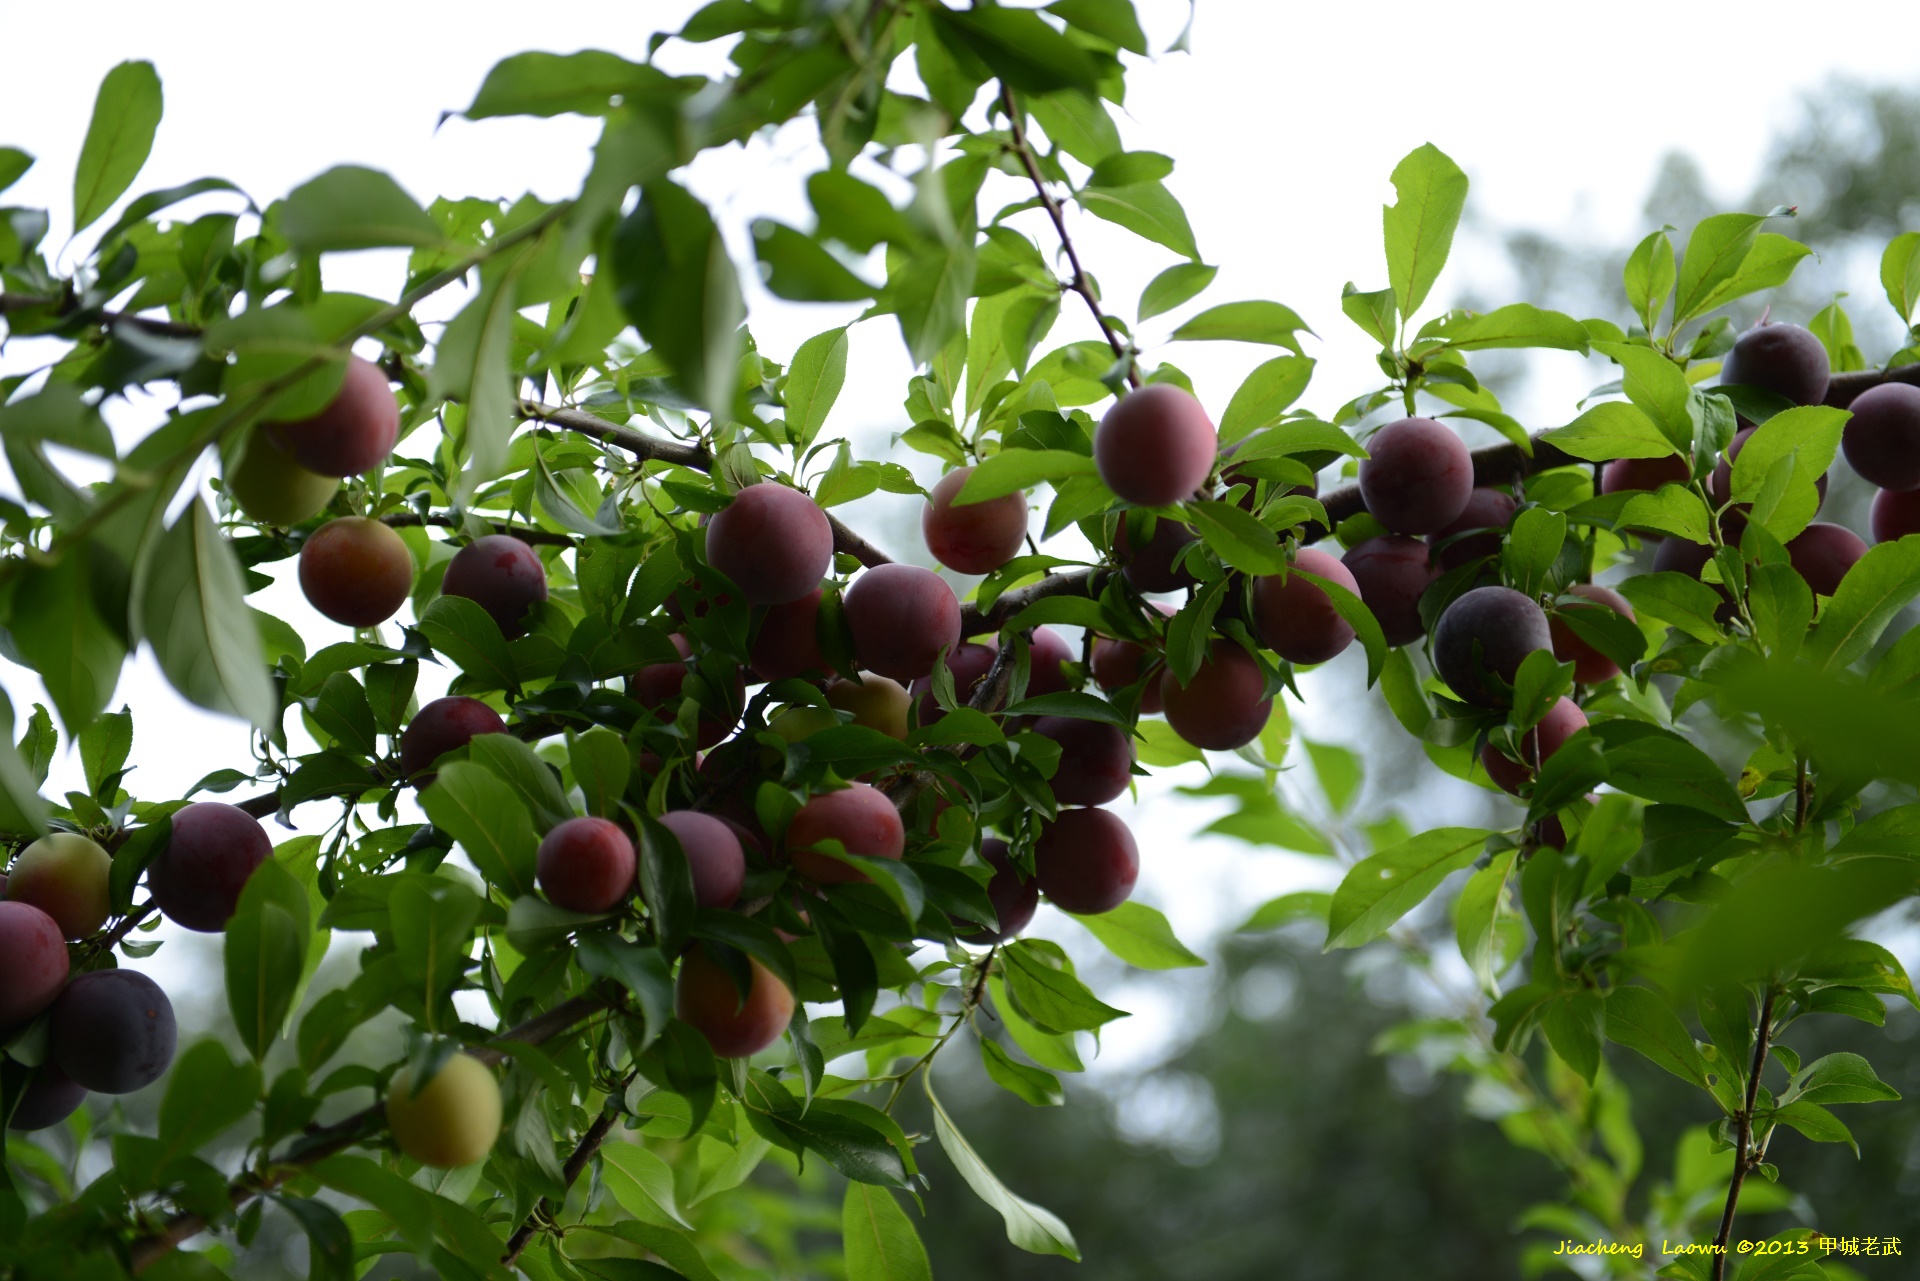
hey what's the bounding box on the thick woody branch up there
[1825,362,1920,407]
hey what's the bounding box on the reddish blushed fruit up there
[7,833,111,939]
[923,468,1028,575]
[1433,586,1553,708]
[299,516,414,627]
[959,839,1039,943]
[399,696,509,781]
[8,1063,86,1132]
[1160,642,1272,751]
[786,781,906,884]
[911,640,999,724]
[1115,514,1199,593]
[263,355,400,477]
[1342,535,1438,647]
[1720,322,1831,408]
[630,634,743,750]
[0,900,69,1026]
[48,969,176,1094]
[749,588,826,683]
[1786,522,1868,597]
[441,535,548,639]
[1601,455,1690,496]
[1033,716,1134,806]
[1025,626,1073,698]
[843,564,961,682]
[1252,548,1358,665]
[1094,383,1217,508]
[1479,697,1588,794]
[826,676,912,740]
[1710,426,1828,510]
[537,817,636,913]
[675,945,795,1058]
[1841,383,1920,491]
[705,484,833,606]
[1428,488,1517,571]
[656,811,746,909]
[1549,584,1636,684]
[1358,417,1474,534]
[1035,808,1139,915]
[1090,605,1173,713]
[149,802,272,933]
[1871,486,1920,543]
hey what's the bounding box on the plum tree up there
[263,356,400,477]
[1034,808,1138,915]
[1114,513,1198,592]
[826,675,911,740]
[630,634,743,750]
[748,588,826,683]
[537,817,636,914]
[47,970,176,1094]
[923,468,1028,574]
[224,429,340,526]
[1093,383,1216,507]
[957,839,1039,943]
[1720,321,1831,407]
[674,945,795,1059]
[705,483,832,606]
[8,1064,86,1132]
[440,535,548,639]
[1252,548,1357,665]
[1160,642,1271,751]
[1600,455,1690,495]
[911,639,998,724]
[842,563,961,682]
[0,900,69,1026]
[148,802,272,933]
[1434,586,1553,708]
[1871,486,1920,543]
[655,811,745,909]
[1357,417,1473,534]
[1786,521,1868,596]
[785,781,905,883]
[1342,535,1438,646]
[1025,625,1074,697]
[385,1053,503,1169]
[1549,584,1636,684]
[1840,383,1920,491]
[1479,697,1588,793]
[1428,487,1516,570]
[299,516,414,627]
[399,696,509,781]
[1032,716,1134,806]
[6,832,111,939]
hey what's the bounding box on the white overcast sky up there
[4,0,1916,1071]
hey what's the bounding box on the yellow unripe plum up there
[769,704,838,742]
[226,430,340,526]
[825,676,911,740]
[7,832,112,939]
[385,1053,502,1169]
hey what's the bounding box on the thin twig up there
[499,1069,640,1267]
[1710,987,1778,1281]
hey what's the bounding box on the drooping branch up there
[1710,987,1779,1281]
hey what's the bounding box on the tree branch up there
[1825,362,1920,408]
[499,1070,639,1267]
[379,512,577,547]
[1710,987,1779,1281]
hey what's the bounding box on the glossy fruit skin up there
[1871,486,1920,543]
[0,900,69,1026]
[1549,584,1636,684]
[656,811,745,909]
[1160,643,1271,751]
[959,839,1040,943]
[226,430,341,526]
[1342,536,1438,647]
[1033,716,1134,806]
[399,696,509,782]
[705,484,833,606]
[843,564,961,682]
[8,1063,86,1131]
[1358,417,1474,534]
[1710,427,1829,510]
[149,802,272,933]
[7,833,111,939]
[263,356,400,477]
[923,468,1028,575]
[537,817,636,913]
[1841,383,1920,491]
[1479,697,1588,794]
[786,781,905,884]
[1721,322,1831,408]
[299,516,414,626]
[1094,383,1217,507]
[48,969,176,1094]
[386,1053,502,1169]
[1115,515,1199,593]
[826,676,911,740]
[1025,626,1074,698]
[1428,487,1516,571]
[630,634,743,750]
[911,640,999,725]
[749,588,826,683]
[1787,522,1868,597]
[1600,455,1690,495]
[1433,586,1553,708]
[1035,808,1139,915]
[441,536,548,639]
[675,945,795,1059]
[1252,548,1357,665]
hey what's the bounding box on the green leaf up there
[978,1038,1064,1108]
[1066,901,1204,970]
[9,551,127,734]
[843,1182,932,1281]
[955,448,1098,503]
[418,595,519,692]
[575,936,672,1045]
[612,179,744,414]
[72,61,163,233]
[79,705,133,799]
[1001,940,1128,1033]
[226,859,312,1061]
[1048,0,1148,53]
[1593,340,1696,452]
[602,1142,693,1228]
[281,165,441,253]
[1541,989,1603,1083]
[1340,282,1396,347]
[1603,986,1709,1086]
[433,260,526,507]
[569,727,629,819]
[1235,891,1332,934]
[785,327,849,451]
[1418,303,1588,353]
[158,1039,262,1161]
[1217,356,1314,448]
[1137,262,1216,322]
[1618,485,1713,544]
[1592,721,1748,823]
[468,733,572,830]
[1623,229,1675,331]
[1381,143,1468,318]
[1766,1100,1855,1153]
[925,1073,1080,1259]
[1454,847,1518,994]
[1539,401,1679,462]
[890,237,978,366]
[418,761,539,897]
[466,49,655,119]
[1022,90,1119,166]
[1727,404,1846,541]
[1326,828,1489,950]
[932,8,1104,94]
[1672,211,1772,323]
[1616,571,1727,644]
[1789,1051,1901,1106]
[1185,500,1287,574]
[1688,233,1811,319]
[1076,180,1199,261]
[1502,507,1565,599]
[0,147,32,196]
[1881,231,1920,324]
[753,220,876,302]
[1808,536,1920,671]
[274,1196,353,1281]
[389,878,484,1029]
[141,499,276,729]
[1169,300,1308,353]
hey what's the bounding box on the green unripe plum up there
[769,704,838,742]
[7,832,111,939]
[675,945,795,1059]
[299,516,414,627]
[386,1052,503,1169]
[0,900,69,1026]
[226,430,340,526]
[826,675,911,740]
[263,355,400,477]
